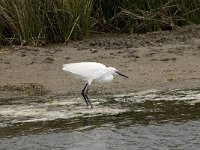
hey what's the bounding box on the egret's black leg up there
[81,84,89,106]
[85,87,93,108]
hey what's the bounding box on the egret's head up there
[107,67,128,78]
[107,67,117,74]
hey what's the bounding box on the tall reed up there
[56,0,94,43]
[0,0,94,45]
[0,0,200,46]
[0,0,46,45]
[93,0,200,33]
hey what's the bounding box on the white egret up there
[62,62,128,108]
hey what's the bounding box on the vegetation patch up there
[0,83,51,96]
[0,0,200,46]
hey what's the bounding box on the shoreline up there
[0,25,200,98]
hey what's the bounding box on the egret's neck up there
[100,74,113,82]
[107,67,117,75]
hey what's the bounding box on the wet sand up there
[0,25,200,97]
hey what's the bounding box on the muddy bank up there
[0,25,200,97]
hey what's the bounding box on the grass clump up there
[0,0,46,45]
[56,0,94,43]
[0,0,200,46]
[0,0,94,46]
[94,0,200,33]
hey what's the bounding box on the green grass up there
[0,0,94,46]
[0,0,200,46]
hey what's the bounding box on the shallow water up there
[0,89,200,149]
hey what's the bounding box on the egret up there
[62,62,128,108]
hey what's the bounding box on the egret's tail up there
[62,63,81,72]
[62,64,72,71]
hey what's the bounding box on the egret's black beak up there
[116,71,128,78]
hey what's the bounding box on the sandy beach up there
[0,25,200,97]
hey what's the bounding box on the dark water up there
[0,89,200,149]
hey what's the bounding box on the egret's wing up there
[62,62,107,80]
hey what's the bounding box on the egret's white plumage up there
[62,62,128,108]
[63,62,107,84]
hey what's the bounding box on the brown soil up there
[1,25,200,97]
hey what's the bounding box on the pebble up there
[43,57,54,63]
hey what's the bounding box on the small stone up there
[90,49,98,53]
[65,57,70,60]
[4,61,10,64]
[90,41,96,46]
[43,57,54,63]
[19,53,26,57]
[26,61,36,65]
[161,58,176,61]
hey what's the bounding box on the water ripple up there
[0,88,199,140]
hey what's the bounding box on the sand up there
[0,25,200,97]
